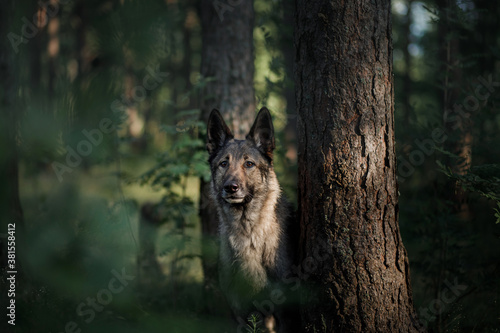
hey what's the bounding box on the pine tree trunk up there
[199,0,255,138]
[282,0,297,164]
[198,0,256,313]
[75,0,91,77]
[402,0,413,126]
[295,1,422,331]
[438,0,471,222]
[47,12,60,99]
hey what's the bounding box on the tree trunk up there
[30,4,44,95]
[281,0,297,164]
[438,0,471,222]
[433,3,470,330]
[47,7,60,99]
[74,0,92,78]
[198,0,256,313]
[402,0,413,127]
[295,1,422,331]
[198,1,256,137]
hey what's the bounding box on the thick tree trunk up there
[198,0,256,313]
[295,1,422,331]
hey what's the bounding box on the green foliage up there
[245,313,265,333]
[438,160,500,223]
[6,0,500,332]
[394,1,500,331]
[139,107,209,288]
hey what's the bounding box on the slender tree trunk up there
[295,1,422,331]
[75,0,92,78]
[438,0,471,222]
[30,4,45,95]
[198,0,256,313]
[403,0,413,127]
[47,3,60,99]
[282,0,297,164]
[434,2,470,330]
[182,5,195,98]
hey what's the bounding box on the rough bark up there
[198,0,256,313]
[295,1,422,331]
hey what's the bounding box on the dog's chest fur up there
[216,173,285,291]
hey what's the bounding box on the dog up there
[206,107,297,332]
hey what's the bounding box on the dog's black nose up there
[224,182,239,193]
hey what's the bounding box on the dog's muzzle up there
[222,181,245,204]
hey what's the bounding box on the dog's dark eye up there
[244,161,255,168]
[219,161,228,168]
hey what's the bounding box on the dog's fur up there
[206,108,296,331]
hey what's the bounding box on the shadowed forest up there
[0,0,499,332]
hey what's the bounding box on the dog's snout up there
[224,181,239,193]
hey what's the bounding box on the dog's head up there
[206,107,275,206]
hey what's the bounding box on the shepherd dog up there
[206,107,297,332]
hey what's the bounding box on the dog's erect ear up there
[207,109,234,156]
[247,107,275,160]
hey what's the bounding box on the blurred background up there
[0,0,499,332]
